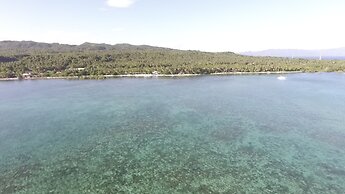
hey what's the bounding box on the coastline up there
[210,71,303,75]
[0,71,316,81]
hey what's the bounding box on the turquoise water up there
[1,73,345,193]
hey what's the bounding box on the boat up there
[277,76,287,80]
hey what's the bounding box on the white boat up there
[277,76,287,80]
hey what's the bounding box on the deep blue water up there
[1,73,345,193]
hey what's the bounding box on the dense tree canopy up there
[0,41,344,78]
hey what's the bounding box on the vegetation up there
[1,41,345,78]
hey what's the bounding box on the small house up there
[22,72,32,79]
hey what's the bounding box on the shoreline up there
[0,71,331,81]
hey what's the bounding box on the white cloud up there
[106,0,135,8]
[111,27,125,32]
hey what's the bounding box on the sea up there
[1,73,345,193]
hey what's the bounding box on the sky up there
[1,0,345,52]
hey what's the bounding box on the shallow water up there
[0,73,345,193]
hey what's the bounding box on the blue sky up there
[1,0,345,52]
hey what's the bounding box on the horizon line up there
[1,39,345,54]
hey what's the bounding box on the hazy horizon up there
[2,39,345,54]
[1,0,345,52]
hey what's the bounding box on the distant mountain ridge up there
[241,48,345,58]
[0,41,174,53]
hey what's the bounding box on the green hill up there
[0,41,344,79]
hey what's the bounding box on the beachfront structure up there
[152,71,159,76]
[22,72,32,79]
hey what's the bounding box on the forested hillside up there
[1,41,345,78]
